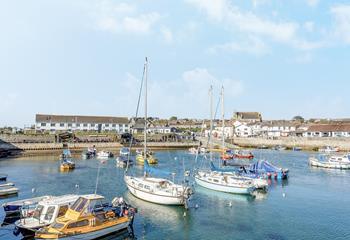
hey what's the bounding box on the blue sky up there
[1,0,350,127]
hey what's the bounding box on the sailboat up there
[124,58,192,206]
[194,86,257,195]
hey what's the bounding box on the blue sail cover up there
[249,160,284,174]
[144,160,171,177]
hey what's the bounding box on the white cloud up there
[186,0,324,51]
[331,4,350,44]
[303,21,314,32]
[306,0,319,7]
[160,26,173,43]
[208,36,269,56]
[92,1,160,34]
[294,53,313,64]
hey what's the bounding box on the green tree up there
[292,116,304,122]
[169,116,177,121]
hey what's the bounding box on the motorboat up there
[120,147,130,157]
[136,151,158,164]
[309,154,350,169]
[233,150,254,159]
[318,146,339,153]
[116,156,133,168]
[81,147,96,159]
[0,186,19,197]
[34,194,136,240]
[292,146,302,151]
[3,195,51,216]
[188,147,199,155]
[60,159,75,171]
[0,174,7,181]
[272,145,286,151]
[194,170,256,195]
[14,194,79,237]
[97,151,114,159]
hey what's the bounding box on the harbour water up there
[0,149,350,240]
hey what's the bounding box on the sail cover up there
[249,160,282,173]
[144,160,171,177]
[209,161,239,173]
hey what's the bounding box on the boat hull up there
[35,221,130,240]
[125,177,184,205]
[309,158,350,169]
[195,176,253,195]
[0,187,19,196]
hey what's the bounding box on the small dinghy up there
[0,174,8,181]
[116,156,133,168]
[97,151,114,159]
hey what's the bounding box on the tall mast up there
[221,86,225,151]
[144,57,148,156]
[209,85,213,162]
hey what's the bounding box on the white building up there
[35,114,129,133]
[148,126,172,134]
[303,124,350,137]
[260,121,299,137]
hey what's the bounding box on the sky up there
[0,0,350,127]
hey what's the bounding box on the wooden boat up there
[34,194,136,240]
[233,150,254,159]
[3,195,51,216]
[309,154,350,169]
[14,194,79,237]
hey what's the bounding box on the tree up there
[169,116,177,121]
[292,116,304,122]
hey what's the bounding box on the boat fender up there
[124,209,129,216]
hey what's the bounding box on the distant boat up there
[2,195,51,216]
[272,145,286,151]
[34,194,136,240]
[292,146,302,151]
[0,174,8,181]
[120,147,130,156]
[97,150,114,159]
[0,186,19,197]
[233,150,254,159]
[309,154,350,169]
[14,194,79,237]
[318,146,339,153]
[116,155,133,168]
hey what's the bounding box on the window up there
[83,123,88,127]
[213,179,219,183]
[138,183,144,188]
[71,197,88,212]
[41,123,46,127]
[68,123,72,127]
[57,205,68,217]
[67,220,89,229]
[76,123,81,127]
[112,124,116,127]
[60,123,64,127]
[51,123,55,127]
[91,124,95,127]
[105,124,109,127]
[144,185,150,190]
[34,205,44,219]
[52,222,64,230]
[119,124,122,128]
[44,206,56,221]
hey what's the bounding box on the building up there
[35,114,129,133]
[303,124,350,137]
[233,112,262,122]
[260,121,299,137]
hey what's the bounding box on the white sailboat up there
[124,58,192,206]
[195,86,257,195]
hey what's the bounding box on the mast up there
[209,85,213,162]
[221,86,225,167]
[144,57,148,157]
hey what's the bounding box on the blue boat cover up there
[249,160,283,173]
[144,160,171,177]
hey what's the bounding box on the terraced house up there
[35,114,129,133]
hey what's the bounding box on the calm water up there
[0,149,349,240]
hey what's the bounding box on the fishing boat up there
[233,150,254,159]
[116,155,133,168]
[120,147,130,157]
[60,159,75,171]
[14,194,79,237]
[3,195,51,216]
[272,145,286,151]
[136,151,158,164]
[34,194,136,240]
[97,151,114,159]
[318,146,339,153]
[309,154,350,169]
[125,58,191,206]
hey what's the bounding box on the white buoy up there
[75,184,79,189]
[183,212,187,217]
[195,204,199,209]
[31,188,36,193]
[282,193,286,198]
[229,201,232,207]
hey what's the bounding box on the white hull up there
[309,157,350,169]
[124,176,185,205]
[36,221,130,240]
[0,187,19,196]
[195,176,253,195]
